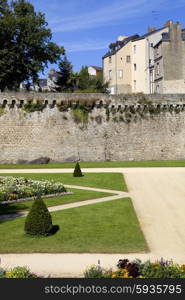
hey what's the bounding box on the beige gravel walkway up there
[0,184,128,221]
[0,167,185,277]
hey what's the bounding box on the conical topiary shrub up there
[73,162,83,177]
[24,197,53,236]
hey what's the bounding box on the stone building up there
[131,25,169,94]
[154,22,185,93]
[102,21,184,94]
[88,66,103,77]
[102,35,139,94]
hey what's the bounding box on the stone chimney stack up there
[164,20,173,27]
[168,22,182,42]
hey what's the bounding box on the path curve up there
[0,167,185,277]
[0,184,129,221]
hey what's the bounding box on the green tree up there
[73,162,83,177]
[0,0,64,91]
[24,196,53,236]
[57,55,73,91]
[78,66,90,90]
[75,66,109,93]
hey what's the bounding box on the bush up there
[84,265,112,278]
[84,258,185,278]
[117,259,140,278]
[72,108,88,124]
[140,259,182,278]
[0,268,5,278]
[73,162,83,177]
[84,265,104,278]
[6,266,37,278]
[24,197,53,236]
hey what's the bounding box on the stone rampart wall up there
[0,93,185,163]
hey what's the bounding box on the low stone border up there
[0,192,73,205]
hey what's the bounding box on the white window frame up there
[109,70,112,79]
[118,70,123,78]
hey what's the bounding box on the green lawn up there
[0,173,127,191]
[0,188,114,215]
[0,198,148,253]
[1,160,185,169]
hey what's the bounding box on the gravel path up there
[0,184,128,221]
[0,167,185,277]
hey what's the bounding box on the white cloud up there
[63,39,109,52]
[49,0,166,33]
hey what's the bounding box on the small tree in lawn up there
[24,196,53,236]
[73,162,83,177]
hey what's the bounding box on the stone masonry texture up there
[1,93,185,163]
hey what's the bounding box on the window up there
[109,70,112,79]
[156,84,160,93]
[134,64,137,71]
[134,80,136,91]
[156,47,159,56]
[126,55,131,63]
[109,56,112,63]
[133,45,136,54]
[119,70,123,78]
[156,63,160,75]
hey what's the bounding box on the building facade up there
[131,26,169,94]
[154,22,185,93]
[102,21,185,94]
[88,66,103,76]
[102,35,139,94]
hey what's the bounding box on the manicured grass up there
[0,173,127,191]
[1,160,185,169]
[0,188,114,215]
[0,198,148,253]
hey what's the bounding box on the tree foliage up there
[24,196,53,236]
[76,66,109,93]
[55,64,108,93]
[0,0,64,91]
[56,55,73,91]
[73,162,83,177]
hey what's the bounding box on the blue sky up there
[29,0,185,76]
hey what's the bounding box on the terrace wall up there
[0,93,185,163]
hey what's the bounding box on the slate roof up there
[102,34,139,59]
[132,27,166,41]
[90,66,103,71]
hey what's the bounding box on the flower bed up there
[0,176,67,203]
[0,266,40,278]
[84,258,185,278]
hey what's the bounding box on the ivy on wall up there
[71,108,89,124]
[23,100,46,113]
[0,99,185,124]
[0,106,5,116]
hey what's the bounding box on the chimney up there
[148,26,156,33]
[164,20,173,27]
